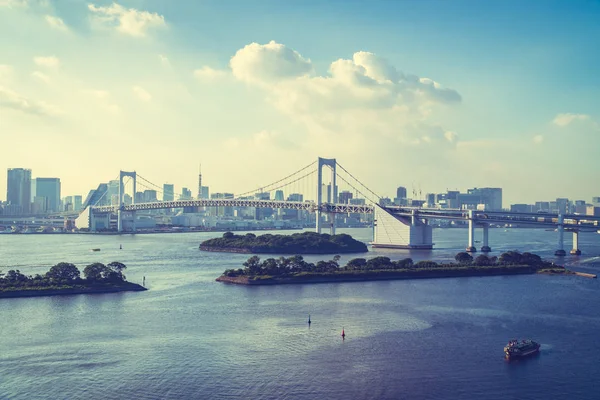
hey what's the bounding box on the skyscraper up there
[396,186,407,200]
[34,177,61,213]
[163,184,175,201]
[7,168,32,214]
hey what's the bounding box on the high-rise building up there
[7,168,32,214]
[143,190,158,203]
[181,187,192,200]
[83,184,109,208]
[426,193,436,207]
[459,188,503,211]
[396,186,407,200]
[34,177,61,213]
[73,195,82,211]
[274,190,284,201]
[163,184,175,201]
[201,186,209,199]
[338,190,353,204]
[592,197,600,206]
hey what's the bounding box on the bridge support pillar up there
[132,210,136,233]
[90,212,97,232]
[316,157,336,235]
[570,231,581,255]
[466,210,476,252]
[555,214,566,256]
[330,213,336,235]
[481,225,491,252]
[117,209,123,233]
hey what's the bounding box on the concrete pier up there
[555,214,566,256]
[466,211,476,252]
[480,225,491,252]
[570,231,581,255]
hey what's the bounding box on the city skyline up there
[1,1,599,205]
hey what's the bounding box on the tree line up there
[0,262,127,289]
[223,251,553,277]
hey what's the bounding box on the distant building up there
[426,193,436,207]
[73,195,82,211]
[379,197,392,207]
[7,168,32,214]
[534,201,550,212]
[34,177,61,213]
[592,197,600,206]
[510,204,533,213]
[143,190,158,203]
[556,198,569,214]
[586,205,600,217]
[163,184,175,202]
[181,187,192,200]
[274,190,284,201]
[459,188,502,211]
[396,186,407,200]
[338,190,353,204]
[201,186,209,200]
[211,192,234,217]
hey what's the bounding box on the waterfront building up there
[459,188,503,211]
[338,190,353,204]
[163,184,175,202]
[426,193,436,207]
[73,195,82,211]
[510,204,534,213]
[396,186,407,200]
[6,168,32,214]
[33,178,61,213]
[274,190,284,201]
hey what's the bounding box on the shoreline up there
[215,265,561,286]
[0,282,147,299]
[199,245,368,255]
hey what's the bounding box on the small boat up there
[504,339,540,359]
[91,248,101,252]
[341,327,346,340]
[308,314,311,325]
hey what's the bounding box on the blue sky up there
[1,0,599,205]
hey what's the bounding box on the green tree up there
[83,263,109,281]
[346,258,367,270]
[396,258,414,269]
[474,255,491,266]
[243,256,262,275]
[46,262,80,281]
[455,252,473,264]
[107,261,127,281]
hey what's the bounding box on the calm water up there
[1,228,599,400]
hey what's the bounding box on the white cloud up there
[132,85,152,102]
[0,0,28,8]
[225,130,297,151]
[31,70,51,84]
[159,54,170,67]
[0,64,13,81]
[45,15,68,31]
[230,40,313,84]
[228,42,461,147]
[552,113,590,127]
[88,2,166,37]
[0,85,60,115]
[193,66,227,80]
[533,134,543,144]
[34,55,60,68]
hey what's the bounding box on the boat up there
[91,248,101,252]
[504,339,540,359]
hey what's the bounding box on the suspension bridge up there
[75,157,600,256]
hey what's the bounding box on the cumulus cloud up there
[193,66,228,80]
[0,85,60,116]
[132,85,152,101]
[0,0,28,8]
[230,40,313,84]
[31,71,51,84]
[0,64,13,81]
[45,15,68,31]
[228,41,461,146]
[225,130,297,151]
[552,113,590,127]
[88,2,166,37]
[34,56,60,68]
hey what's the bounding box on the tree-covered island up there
[200,231,368,254]
[0,262,146,298]
[217,251,574,285]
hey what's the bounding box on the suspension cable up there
[235,160,317,198]
[336,162,382,201]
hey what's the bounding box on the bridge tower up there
[316,157,337,235]
[118,171,137,233]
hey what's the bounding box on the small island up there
[217,251,575,285]
[200,231,368,254]
[0,261,146,299]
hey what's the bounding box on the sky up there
[1,0,599,206]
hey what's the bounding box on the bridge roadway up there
[90,199,600,230]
